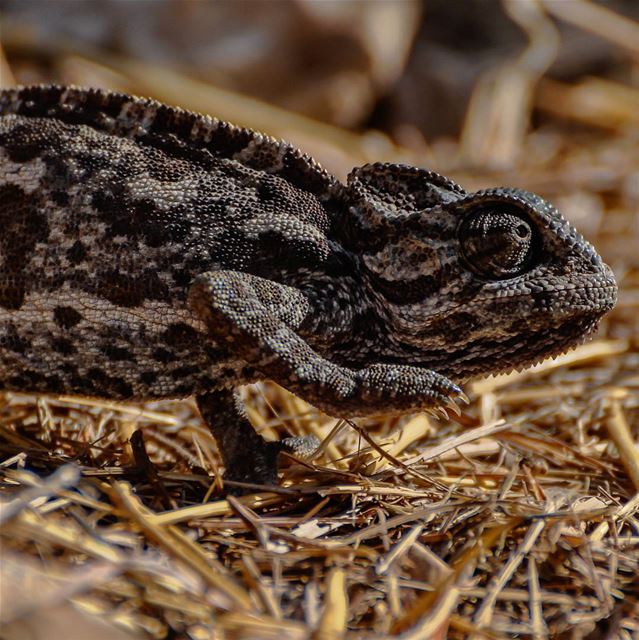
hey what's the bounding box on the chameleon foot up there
[280,435,321,459]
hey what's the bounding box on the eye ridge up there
[458,208,536,280]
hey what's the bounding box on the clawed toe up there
[279,435,321,459]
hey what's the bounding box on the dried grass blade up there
[111,481,253,611]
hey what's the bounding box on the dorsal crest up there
[0,84,339,201]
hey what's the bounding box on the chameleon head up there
[347,163,618,381]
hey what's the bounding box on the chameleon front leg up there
[188,271,464,420]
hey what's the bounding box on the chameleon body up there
[0,85,617,486]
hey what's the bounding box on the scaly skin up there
[0,85,617,487]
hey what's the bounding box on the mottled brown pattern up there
[0,183,48,309]
[0,85,617,488]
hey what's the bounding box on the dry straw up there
[1,1,638,637]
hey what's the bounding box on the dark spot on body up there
[7,375,29,389]
[66,240,87,264]
[180,255,217,282]
[21,369,50,388]
[204,344,227,361]
[93,190,164,247]
[91,266,169,308]
[113,379,134,398]
[172,383,193,397]
[128,199,163,246]
[7,370,63,393]
[59,363,78,375]
[1,123,46,162]
[368,272,441,305]
[52,337,76,355]
[0,281,26,310]
[240,366,258,380]
[51,190,70,207]
[1,324,29,352]
[153,347,175,364]
[68,373,90,392]
[88,367,133,398]
[172,269,192,288]
[142,269,169,301]
[101,344,135,361]
[146,154,190,181]
[163,322,200,348]
[256,179,278,201]
[88,367,109,384]
[140,371,158,386]
[0,184,48,309]
[53,306,83,329]
[98,270,144,307]
[170,365,200,379]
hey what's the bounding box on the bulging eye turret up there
[459,209,536,279]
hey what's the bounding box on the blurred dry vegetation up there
[0,1,638,639]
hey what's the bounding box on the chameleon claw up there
[445,398,462,416]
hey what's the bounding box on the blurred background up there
[1,2,639,639]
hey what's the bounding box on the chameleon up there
[0,85,617,488]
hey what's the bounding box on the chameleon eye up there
[459,209,535,279]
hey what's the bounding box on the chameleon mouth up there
[386,284,614,383]
[529,281,618,319]
[502,320,602,374]
[484,278,617,370]
[452,313,605,381]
